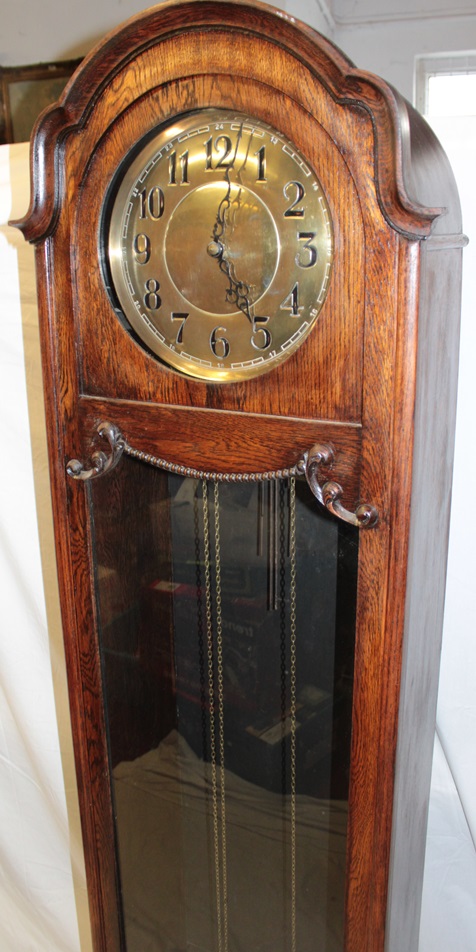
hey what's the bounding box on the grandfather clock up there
[13,2,464,950]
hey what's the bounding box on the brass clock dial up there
[106,108,334,381]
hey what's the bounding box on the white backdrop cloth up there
[0,143,91,952]
[0,139,475,951]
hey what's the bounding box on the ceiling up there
[329,0,476,24]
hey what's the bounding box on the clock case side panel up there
[32,239,125,950]
[31,244,121,952]
[384,239,464,952]
[377,99,465,952]
[344,93,464,946]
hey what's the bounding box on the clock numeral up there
[283,181,305,218]
[139,186,164,220]
[205,135,234,170]
[169,150,189,186]
[171,311,189,343]
[280,283,303,316]
[255,145,266,182]
[143,278,161,310]
[251,316,272,350]
[133,233,151,265]
[296,233,318,268]
[210,326,230,359]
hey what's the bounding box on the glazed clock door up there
[13,2,464,951]
[89,450,359,952]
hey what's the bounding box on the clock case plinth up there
[13,2,464,950]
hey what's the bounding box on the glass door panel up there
[90,455,359,952]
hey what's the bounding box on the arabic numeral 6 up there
[210,326,230,358]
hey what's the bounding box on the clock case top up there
[13,3,464,952]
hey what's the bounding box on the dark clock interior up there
[90,455,359,951]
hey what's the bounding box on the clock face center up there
[164,182,279,316]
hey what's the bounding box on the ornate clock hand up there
[207,234,255,323]
[205,123,258,320]
[230,122,244,170]
[209,122,244,251]
[208,178,256,323]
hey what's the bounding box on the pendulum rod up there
[289,476,297,952]
[202,479,229,952]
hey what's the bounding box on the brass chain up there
[122,439,304,482]
[214,481,229,952]
[202,480,229,952]
[202,481,223,952]
[289,476,297,952]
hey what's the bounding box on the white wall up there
[3,0,476,106]
[0,0,476,108]
[284,0,335,34]
[0,0,160,65]
[334,15,476,101]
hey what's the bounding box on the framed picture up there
[0,59,82,144]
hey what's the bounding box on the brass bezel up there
[106,108,334,382]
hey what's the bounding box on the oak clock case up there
[12,3,464,952]
[104,108,333,381]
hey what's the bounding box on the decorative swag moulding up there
[12,2,465,950]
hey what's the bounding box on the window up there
[415,53,476,117]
